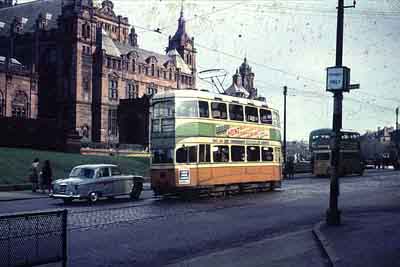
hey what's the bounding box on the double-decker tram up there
[150,89,282,196]
[309,128,364,177]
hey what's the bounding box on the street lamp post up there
[396,107,399,131]
[283,86,287,179]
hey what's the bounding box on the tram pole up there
[283,86,287,179]
[396,107,399,131]
[327,0,355,226]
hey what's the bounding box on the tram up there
[150,89,282,196]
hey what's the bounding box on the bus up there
[150,89,282,196]
[309,128,364,177]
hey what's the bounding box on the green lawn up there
[0,147,150,185]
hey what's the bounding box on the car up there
[50,164,144,204]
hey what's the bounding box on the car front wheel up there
[89,192,99,203]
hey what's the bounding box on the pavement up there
[313,211,400,267]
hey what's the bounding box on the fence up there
[0,209,67,267]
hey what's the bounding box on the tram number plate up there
[179,169,190,185]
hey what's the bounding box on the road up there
[1,169,399,267]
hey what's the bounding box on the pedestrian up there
[40,160,53,193]
[29,158,40,192]
[287,156,295,179]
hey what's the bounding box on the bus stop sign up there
[326,66,350,92]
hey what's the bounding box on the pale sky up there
[20,0,400,141]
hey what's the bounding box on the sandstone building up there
[0,0,196,144]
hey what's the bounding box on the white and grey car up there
[50,164,144,204]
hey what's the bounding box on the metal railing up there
[0,209,67,267]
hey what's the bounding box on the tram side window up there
[260,109,272,124]
[199,144,211,162]
[247,146,260,161]
[231,146,245,162]
[176,100,198,117]
[211,102,227,119]
[245,106,259,123]
[229,104,244,121]
[262,147,274,161]
[176,145,198,163]
[213,145,229,162]
[199,101,209,118]
[153,149,173,163]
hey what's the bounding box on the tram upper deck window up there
[245,106,259,123]
[199,101,209,118]
[176,99,198,117]
[231,146,245,162]
[153,101,174,119]
[213,145,229,162]
[229,104,244,121]
[247,146,260,161]
[152,149,173,163]
[211,102,227,119]
[260,109,272,124]
[262,147,274,161]
[176,145,198,163]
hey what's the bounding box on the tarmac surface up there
[0,169,399,267]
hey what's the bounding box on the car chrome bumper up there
[50,193,81,199]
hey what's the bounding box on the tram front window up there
[153,101,174,119]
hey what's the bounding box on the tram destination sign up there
[326,66,350,92]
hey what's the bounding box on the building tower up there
[166,5,196,87]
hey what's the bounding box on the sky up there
[21,0,400,141]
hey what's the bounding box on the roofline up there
[151,89,277,111]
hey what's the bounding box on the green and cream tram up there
[150,89,282,196]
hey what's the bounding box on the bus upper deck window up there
[199,101,209,118]
[260,109,272,124]
[245,106,259,123]
[229,104,244,121]
[211,102,227,120]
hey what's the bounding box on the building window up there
[11,91,29,118]
[151,64,155,76]
[112,59,116,69]
[169,70,172,80]
[108,79,118,99]
[145,67,149,76]
[163,71,166,79]
[147,83,157,96]
[132,60,136,72]
[107,58,111,68]
[82,77,90,96]
[127,81,138,99]
[108,108,118,136]
[0,91,4,116]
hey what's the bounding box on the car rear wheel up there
[130,182,143,200]
[89,192,99,203]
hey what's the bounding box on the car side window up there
[111,167,121,176]
[98,167,110,177]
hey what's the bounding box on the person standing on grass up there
[41,160,53,193]
[30,158,40,192]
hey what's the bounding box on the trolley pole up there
[283,86,287,179]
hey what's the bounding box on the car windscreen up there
[69,168,95,179]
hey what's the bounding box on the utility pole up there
[396,107,399,131]
[326,0,356,226]
[283,86,287,179]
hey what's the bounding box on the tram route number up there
[179,169,190,185]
